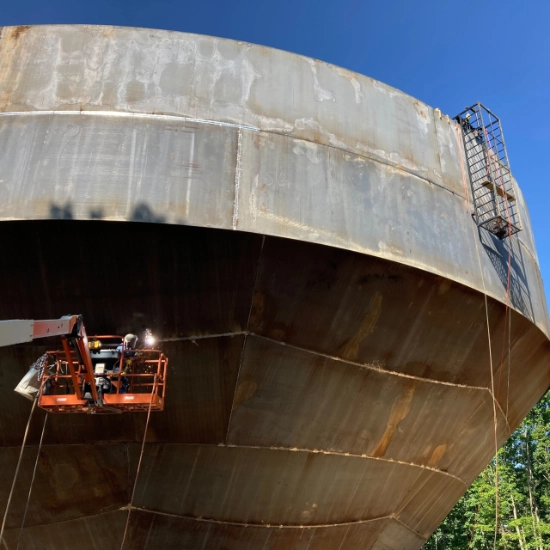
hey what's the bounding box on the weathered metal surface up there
[0,222,548,549]
[228,336,508,481]
[2,510,126,550]
[0,444,129,529]
[132,444,430,524]
[3,510,425,550]
[0,25,546,336]
[0,25,549,550]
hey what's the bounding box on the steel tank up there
[0,25,549,549]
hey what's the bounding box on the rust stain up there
[437,279,452,295]
[232,378,257,410]
[340,291,382,360]
[248,292,265,330]
[269,328,285,341]
[102,27,115,39]
[0,27,30,111]
[372,380,416,458]
[9,25,31,41]
[427,444,447,467]
[414,101,427,119]
[0,27,34,112]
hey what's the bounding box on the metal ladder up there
[455,103,521,239]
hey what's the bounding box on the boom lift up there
[0,315,167,413]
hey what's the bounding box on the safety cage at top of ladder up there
[37,334,168,414]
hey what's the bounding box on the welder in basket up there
[114,333,138,394]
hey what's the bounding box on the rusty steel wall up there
[0,25,549,550]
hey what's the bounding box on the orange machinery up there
[2,315,167,413]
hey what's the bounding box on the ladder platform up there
[480,180,516,203]
[454,103,521,238]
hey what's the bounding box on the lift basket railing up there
[37,336,168,413]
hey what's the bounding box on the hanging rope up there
[458,116,518,547]
[506,307,512,418]
[119,375,157,550]
[15,412,48,550]
[456,125,504,549]
[0,398,38,547]
[485,127,515,425]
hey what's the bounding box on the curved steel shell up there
[0,25,549,549]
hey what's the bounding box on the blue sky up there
[2,0,549,301]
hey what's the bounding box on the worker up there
[114,333,137,393]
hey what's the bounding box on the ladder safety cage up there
[37,335,168,414]
[454,103,521,239]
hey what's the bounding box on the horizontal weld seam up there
[0,110,460,199]
[158,331,249,342]
[1,440,466,485]
[128,506,393,529]
[0,110,540,317]
[218,443,467,486]
[0,110,260,131]
[254,334,489,392]
[0,109,460,196]
[2,506,122,531]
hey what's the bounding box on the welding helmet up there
[124,333,138,349]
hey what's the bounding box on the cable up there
[15,412,48,550]
[119,375,157,550]
[484,294,500,550]
[460,114,517,548]
[457,124,502,549]
[506,307,511,419]
[0,398,38,547]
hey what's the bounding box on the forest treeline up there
[424,391,550,549]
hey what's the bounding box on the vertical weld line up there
[224,333,247,445]
[232,128,243,230]
[247,235,265,331]
[455,122,471,210]
[224,234,264,444]
[432,110,445,187]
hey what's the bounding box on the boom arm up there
[3,315,99,404]
[0,316,80,347]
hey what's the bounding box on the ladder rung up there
[480,180,516,202]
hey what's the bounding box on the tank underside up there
[1,25,550,550]
[1,221,549,549]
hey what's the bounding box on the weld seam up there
[2,507,123,532]
[0,109,541,321]
[390,515,425,540]
[232,128,243,230]
[127,506,393,529]
[224,334,247,445]
[158,331,249,343]
[254,334,489,391]
[0,110,259,131]
[257,334,510,432]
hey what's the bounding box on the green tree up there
[423,391,550,550]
